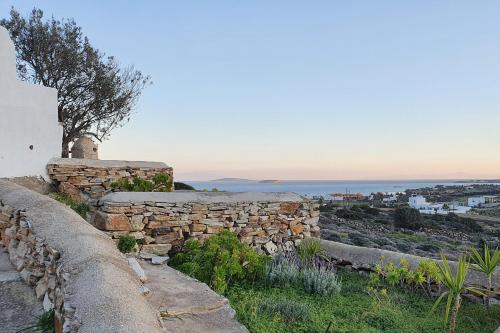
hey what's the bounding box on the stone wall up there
[0,180,162,333]
[320,239,500,289]
[95,192,320,255]
[47,158,174,205]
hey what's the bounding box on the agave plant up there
[469,243,500,307]
[431,255,485,333]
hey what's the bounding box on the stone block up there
[279,202,301,215]
[93,212,132,231]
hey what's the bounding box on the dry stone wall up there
[0,202,76,332]
[47,158,174,205]
[95,192,320,254]
[0,180,163,333]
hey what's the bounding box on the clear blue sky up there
[2,1,500,180]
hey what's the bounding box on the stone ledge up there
[0,180,162,333]
[48,157,170,169]
[320,239,500,289]
[100,191,305,204]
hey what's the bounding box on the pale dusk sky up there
[2,1,500,180]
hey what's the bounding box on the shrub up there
[111,173,172,192]
[335,208,364,220]
[169,231,268,293]
[297,238,324,265]
[118,235,137,253]
[302,264,342,295]
[259,299,311,323]
[394,207,424,230]
[174,181,196,190]
[265,254,301,288]
[52,193,89,219]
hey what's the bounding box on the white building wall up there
[468,196,486,208]
[0,27,62,179]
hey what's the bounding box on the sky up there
[1,1,500,181]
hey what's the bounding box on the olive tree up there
[1,8,151,157]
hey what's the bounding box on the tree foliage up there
[0,8,151,156]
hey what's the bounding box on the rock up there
[264,241,278,255]
[131,215,146,231]
[151,256,169,265]
[93,211,132,231]
[35,279,48,300]
[139,252,156,260]
[127,257,147,282]
[43,292,54,311]
[58,182,82,202]
[291,223,304,235]
[280,202,301,215]
[141,244,172,256]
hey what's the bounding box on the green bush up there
[302,265,342,295]
[118,235,137,253]
[174,181,196,190]
[169,231,269,293]
[258,299,311,324]
[52,193,89,219]
[394,207,424,230]
[111,173,172,192]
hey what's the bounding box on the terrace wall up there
[47,158,174,206]
[95,192,320,254]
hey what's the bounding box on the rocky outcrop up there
[95,192,320,254]
[0,180,162,333]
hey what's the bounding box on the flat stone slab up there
[101,191,305,204]
[48,157,169,169]
[0,250,43,333]
[140,261,248,333]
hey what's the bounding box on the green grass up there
[226,270,500,333]
[51,193,89,218]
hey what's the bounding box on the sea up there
[183,180,500,198]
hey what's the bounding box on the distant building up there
[409,195,471,215]
[330,193,365,201]
[408,195,428,209]
[468,196,486,208]
[468,195,499,208]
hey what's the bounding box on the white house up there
[409,195,471,215]
[408,195,428,209]
[468,196,486,208]
[0,27,62,179]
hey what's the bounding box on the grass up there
[226,270,500,333]
[51,193,89,218]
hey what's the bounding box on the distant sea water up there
[183,180,500,198]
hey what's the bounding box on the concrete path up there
[140,261,248,333]
[0,249,43,333]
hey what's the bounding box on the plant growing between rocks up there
[118,235,137,253]
[18,309,55,333]
[51,193,89,219]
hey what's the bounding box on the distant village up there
[318,184,500,216]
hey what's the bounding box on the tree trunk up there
[61,141,70,158]
[449,295,461,333]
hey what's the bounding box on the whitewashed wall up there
[0,26,62,179]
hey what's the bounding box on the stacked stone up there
[0,201,78,333]
[47,159,174,205]
[94,200,320,255]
